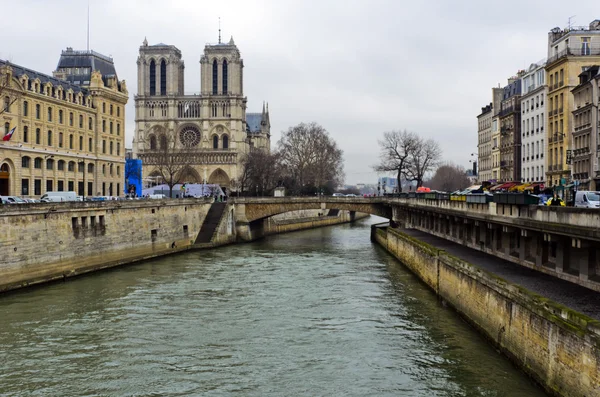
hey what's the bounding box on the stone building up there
[0,48,128,198]
[477,87,503,183]
[545,20,600,187]
[571,65,600,190]
[499,74,523,182]
[132,37,270,192]
[520,60,547,185]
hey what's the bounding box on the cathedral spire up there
[218,17,221,44]
[143,37,148,46]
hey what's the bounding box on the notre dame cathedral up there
[132,36,270,191]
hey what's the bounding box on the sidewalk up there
[399,228,600,320]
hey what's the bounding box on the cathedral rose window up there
[179,126,201,147]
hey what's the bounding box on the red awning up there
[490,182,518,191]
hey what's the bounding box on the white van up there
[574,191,600,209]
[40,191,78,203]
[148,194,167,200]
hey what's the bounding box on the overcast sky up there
[2,0,597,184]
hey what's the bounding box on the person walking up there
[546,193,566,207]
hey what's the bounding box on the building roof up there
[0,59,87,94]
[246,113,262,133]
[55,48,118,86]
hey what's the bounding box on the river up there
[0,217,545,396]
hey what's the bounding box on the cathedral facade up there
[132,37,270,191]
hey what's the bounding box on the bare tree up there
[0,63,21,118]
[373,130,419,192]
[428,163,471,192]
[239,148,283,196]
[141,133,191,198]
[405,138,442,188]
[278,122,344,195]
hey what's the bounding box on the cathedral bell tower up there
[137,39,184,97]
[200,36,243,96]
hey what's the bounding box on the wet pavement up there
[400,228,600,321]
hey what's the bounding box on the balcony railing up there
[547,46,600,65]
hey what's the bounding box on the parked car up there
[149,194,167,199]
[574,191,600,209]
[345,193,358,197]
[0,196,27,204]
[332,193,344,197]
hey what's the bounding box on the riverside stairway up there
[195,202,227,244]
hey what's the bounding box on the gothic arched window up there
[222,135,229,149]
[160,60,167,96]
[149,60,156,95]
[222,59,228,94]
[149,135,157,150]
[212,59,218,95]
[213,135,219,149]
[160,135,167,150]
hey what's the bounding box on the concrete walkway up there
[399,228,600,321]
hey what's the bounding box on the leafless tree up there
[404,138,442,188]
[373,130,419,192]
[239,148,283,196]
[278,122,344,195]
[141,133,191,198]
[0,63,21,118]
[428,163,471,192]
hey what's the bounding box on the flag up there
[2,127,15,141]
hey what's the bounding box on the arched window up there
[222,59,228,94]
[212,59,218,95]
[160,135,168,150]
[150,135,157,150]
[149,60,156,95]
[34,157,42,169]
[222,135,229,149]
[213,135,219,149]
[160,59,167,95]
[46,159,54,170]
[87,163,94,173]
[22,156,31,168]
[68,161,75,172]
[57,160,65,171]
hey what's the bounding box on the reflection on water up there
[0,218,545,396]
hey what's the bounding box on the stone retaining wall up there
[373,224,600,397]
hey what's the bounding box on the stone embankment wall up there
[372,225,600,397]
[0,199,216,293]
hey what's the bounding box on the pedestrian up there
[546,193,565,207]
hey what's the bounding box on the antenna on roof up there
[87,0,90,51]
[218,17,221,44]
[568,15,576,30]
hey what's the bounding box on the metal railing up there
[547,46,600,65]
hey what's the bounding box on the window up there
[69,134,73,149]
[69,112,73,126]
[23,101,28,116]
[34,157,42,169]
[22,156,30,168]
[35,104,40,119]
[4,122,9,136]
[58,109,63,124]
[160,135,167,150]
[79,136,83,151]
[68,161,75,172]
[89,117,93,130]
[102,120,106,132]
[35,128,41,144]
[79,115,83,128]
[59,132,63,148]
[117,123,120,136]
[21,179,29,195]
[212,59,218,95]
[213,135,219,149]
[150,60,156,95]
[89,137,93,152]
[102,102,106,113]
[87,163,94,173]
[78,162,84,173]
[47,130,52,146]
[110,121,113,134]
[222,59,228,94]
[46,159,54,170]
[117,142,121,156]
[102,164,106,175]
[23,126,28,143]
[47,107,52,122]
[117,166,120,176]
[57,160,64,171]
[4,96,10,113]
[117,106,120,117]
[223,135,229,149]
[110,104,113,115]
[102,139,106,154]
[150,135,156,150]
[34,179,41,196]
[46,180,53,193]
[110,141,113,155]
[160,60,167,96]
[582,37,591,55]
[57,180,64,191]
